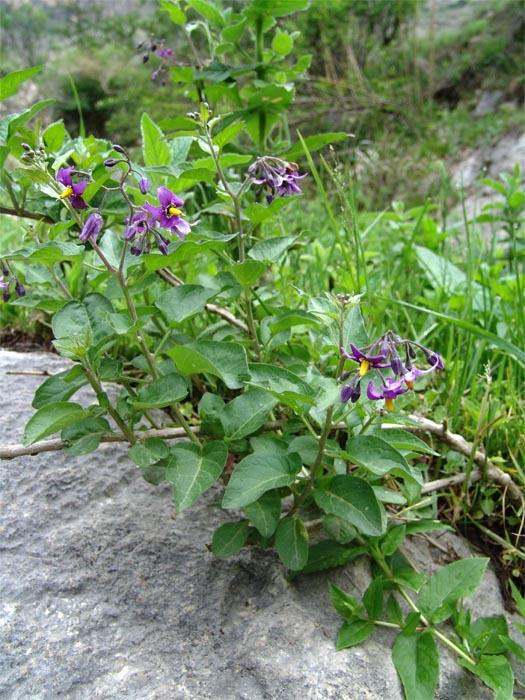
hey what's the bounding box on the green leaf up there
[129,437,170,468]
[314,475,386,537]
[392,630,439,700]
[222,452,299,509]
[245,196,301,224]
[43,120,66,151]
[159,0,186,24]
[363,578,384,619]
[166,441,227,511]
[336,620,375,651]
[0,65,44,101]
[62,416,112,456]
[275,517,309,570]
[141,112,170,167]
[247,363,314,409]
[272,30,293,56]
[457,655,514,700]
[185,0,225,27]
[292,541,367,578]
[6,241,83,265]
[381,525,406,556]
[211,520,249,558]
[168,340,250,389]
[244,0,310,19]
[415,245,467,294]
[155,284,216,323]
[243,490,281,537]
[220,389,277,440]
[6,100,55,141]
[229,260,266,287]
[329,583,362,619]
[378,428,439,456]
[32,366,87,409]
[131,373,188,409]
[467,616,510,655]
[418,558,490,623]
[213,121,246,148]
[248,235,299,263]
[345,435,422,485]
[322,514,358,544]
[23,402,88,446]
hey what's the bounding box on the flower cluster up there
[125,186,195,256]
[340,331,444,412]
[137,36,173,86]
[248,156,307,203]
[1,261,25,302]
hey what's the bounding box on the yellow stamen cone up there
[359,359,370,377]
[59,186,74,200]
[168,206,182,216]
[385,398,394,412]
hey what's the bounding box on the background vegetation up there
[1,0,524,623]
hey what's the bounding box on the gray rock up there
[473,90,504,118]
[0,350,521,700]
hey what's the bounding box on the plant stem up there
[82,365,136,444]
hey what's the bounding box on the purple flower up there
[57,167,88,209]
[158,47,173,59]
[79,212,104,243]
[342,343,388,377]
[143,186,194,240]
[341,376,361,404]
[248,156,307,204]
[1,262,25,302]
[366,378,408,412]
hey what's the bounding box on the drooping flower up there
[57,167,88,209]
[138,175,150,195]
[79,212,104,243]
[143,186,194,240]
[1,261,25,302]
[341,343,388,377]
[341,375,361,404]
[366,378,408,412]
[248,156,307,204]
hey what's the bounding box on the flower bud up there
[138,176,150,194]
[112,144,127,154]
[104,158,119,167]
[79,212,104,243]
[14,280,25,297]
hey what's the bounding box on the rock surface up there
[0,349,520,700]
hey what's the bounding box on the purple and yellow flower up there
[57,167,88,209]
[248,156,307,204]
[143,186,194,240]
[341,343,388,377]
[366,377,408,412]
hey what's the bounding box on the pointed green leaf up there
[62,416,112,456]
[220,389,277,440]
[222,452,299,509]
[230,260,266,287]
[329,583,362,620]
[243,490,281,537]
[129,437,170,468]
[247,363,314,409]
[457,655,514,700]
[275,517,309,570]
[0,65,44,101]
[248,235,299,263]
[131,373,188,409]
[166,441,227,511]
[168,340,250,389]
[314,475,386,537]
[141,112,170,167]
[345,435,422,485]
[336,620,375,650]
[245,195,301,225]
[23,402,88,446]
[392,629,439,700]
[155,284,217,324]
[212,520,249,558]
[185,0,225,27]
[32,366,88,409]
[418,558,490,623]
[291,541,367,578]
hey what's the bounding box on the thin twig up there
[382,415,523,504]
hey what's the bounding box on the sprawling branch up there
[0,205,55,224]
[382,415,523,504]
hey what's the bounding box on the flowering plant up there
[0,3,521,699]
